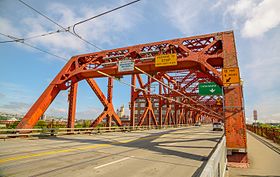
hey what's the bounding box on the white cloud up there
[163,0,208,35]
[228,0,257,17]
[46,107,67,118]
[271,113,280,118]
[0,17,20,36]
[242,0,280,37]
[226,0,280,38]
[249,93,280,122]
[0,93,5,99]
[242,29,280,122]
[211,0,227,10]
[162,0,280,122]
[0,82,31,101]
[55,108,67,113]
[163,0,280,38]
[245,56,280,91]
[0,101,30,114]
[244,30,280,92]
[48,107,67,113]
[0,2,142,60]
[76,107,103,119]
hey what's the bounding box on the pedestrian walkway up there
[229,130,280,177]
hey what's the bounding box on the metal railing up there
[246,124,280,144]
[0,124,192,139]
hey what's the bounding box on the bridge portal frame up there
[16,31,247,165]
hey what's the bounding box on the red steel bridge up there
[16,31,247,165]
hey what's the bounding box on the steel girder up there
[86,78,122,127]
[67,82,78,128]
[16,31,247,164]
[134,74,158,126]
[130,71,214,127]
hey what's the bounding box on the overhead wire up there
[17,0,141,51]
[0,29,67,44]
[2,0,140,50]
[18,0,66,30]
[18,0,102,51]
[0,32,68,61]
[72,0,141,37]
[8,0,220,118]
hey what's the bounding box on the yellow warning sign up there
[216,98,222,106]
[222,67,240,84]
[155,54,177,67]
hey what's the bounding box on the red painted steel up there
[86,78,122,127]
[67,82,78,128]
[16,31,247,164]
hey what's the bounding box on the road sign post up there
[198,82,222,96]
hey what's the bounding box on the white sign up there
[118,60,135,72]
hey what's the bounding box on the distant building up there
[0,117,19,128]
[8,117,18,121]
[120,115,130,126]
[40,114,47,121]
[116,105,130,125]
[134,97,175,123]
[117,105,125,118]
[0,112,23,120]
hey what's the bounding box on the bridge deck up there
[0,125,223,177]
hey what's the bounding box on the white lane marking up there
[94,156,133,169]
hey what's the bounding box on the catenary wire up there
[9,1,219,118]
[18,0,101,50]
[0,32,68,61]
[18,0,141,51]
[2,0,140,49]
[72,0,140,37]
[0,29,67,44]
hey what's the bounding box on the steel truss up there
[17,31,247,164]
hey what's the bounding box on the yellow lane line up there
[119,135,162,143]
[0,134,165,164]
[0,144,110,164]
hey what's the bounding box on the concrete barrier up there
[200,136,227,177]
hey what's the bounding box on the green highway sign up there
[198,82,222,96]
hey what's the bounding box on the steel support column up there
[223,32,247,167]
[130,74,136,128]
[16,84,61,129]
[86,78,122,127]
[136,74,158,126]
[106,78,113,128]
[158,80,163,127]
[67,82,78,128]
[147,77,151,127]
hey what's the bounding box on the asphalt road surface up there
[0,125,223,177]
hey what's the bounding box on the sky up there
[0,0,280,123]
